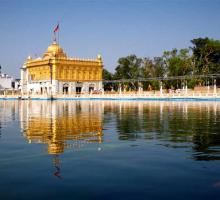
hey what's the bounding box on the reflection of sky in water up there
[0,100,220,200]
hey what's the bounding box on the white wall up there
[23,78,103,94]
[0,75,13,89]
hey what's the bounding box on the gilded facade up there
[21,41,103,95]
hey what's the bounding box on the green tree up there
[142,57,165,90]
[163,48,193,77]
[191,37,220,74]
[114,55,142,90]
[153,56,166,77]
[103,68,113,91]
[162,48,193,89]
[142,57,165,78]
[142,58,155,78]
[103,68,113,80]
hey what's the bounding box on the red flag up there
[53,24,59,33]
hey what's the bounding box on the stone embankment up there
[1,90,220,100]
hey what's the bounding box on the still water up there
[0,100,220,200]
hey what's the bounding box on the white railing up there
[1,90,220,99]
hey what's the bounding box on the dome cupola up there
[43,41,67,59]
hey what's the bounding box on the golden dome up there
[48,142,64,154]
[43,41,67,59]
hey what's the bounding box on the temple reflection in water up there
[19,101,103,154]
[1,100,220,161]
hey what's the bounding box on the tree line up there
[103,37,220,91]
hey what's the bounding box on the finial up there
[53,34,57,43]
[27,56,32,60]
[97,54,102,61]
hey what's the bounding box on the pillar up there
[185,81,188,95]
[207,80,210,94]
[119,83,122,95]
[160,81,163,95]
[138,82,142,95]
[214,79,217,94]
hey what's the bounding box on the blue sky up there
[0,0,220,78]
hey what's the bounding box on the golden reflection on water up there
[20,101,103,154]
[1,100,220,179]
[1,100,220,156]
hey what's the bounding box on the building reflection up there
[0,100,19,138]
[1,99,220,163]
[53,155,62,179]
[19,100,103,179]
[20,101,103,154]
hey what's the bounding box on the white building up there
[0,73,13,90]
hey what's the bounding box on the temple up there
[20,40,103,95]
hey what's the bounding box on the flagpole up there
[53,23,59,43]
[58,21,60,45]
[53,31,56,42]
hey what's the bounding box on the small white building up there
[0,66,20,91]
[0,73,13,90]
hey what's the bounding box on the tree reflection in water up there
[0,100,220,162]
[103,101,220,161]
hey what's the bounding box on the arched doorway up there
[89,83,95,92]
[76,82,83,94]
[63,83,69,94]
